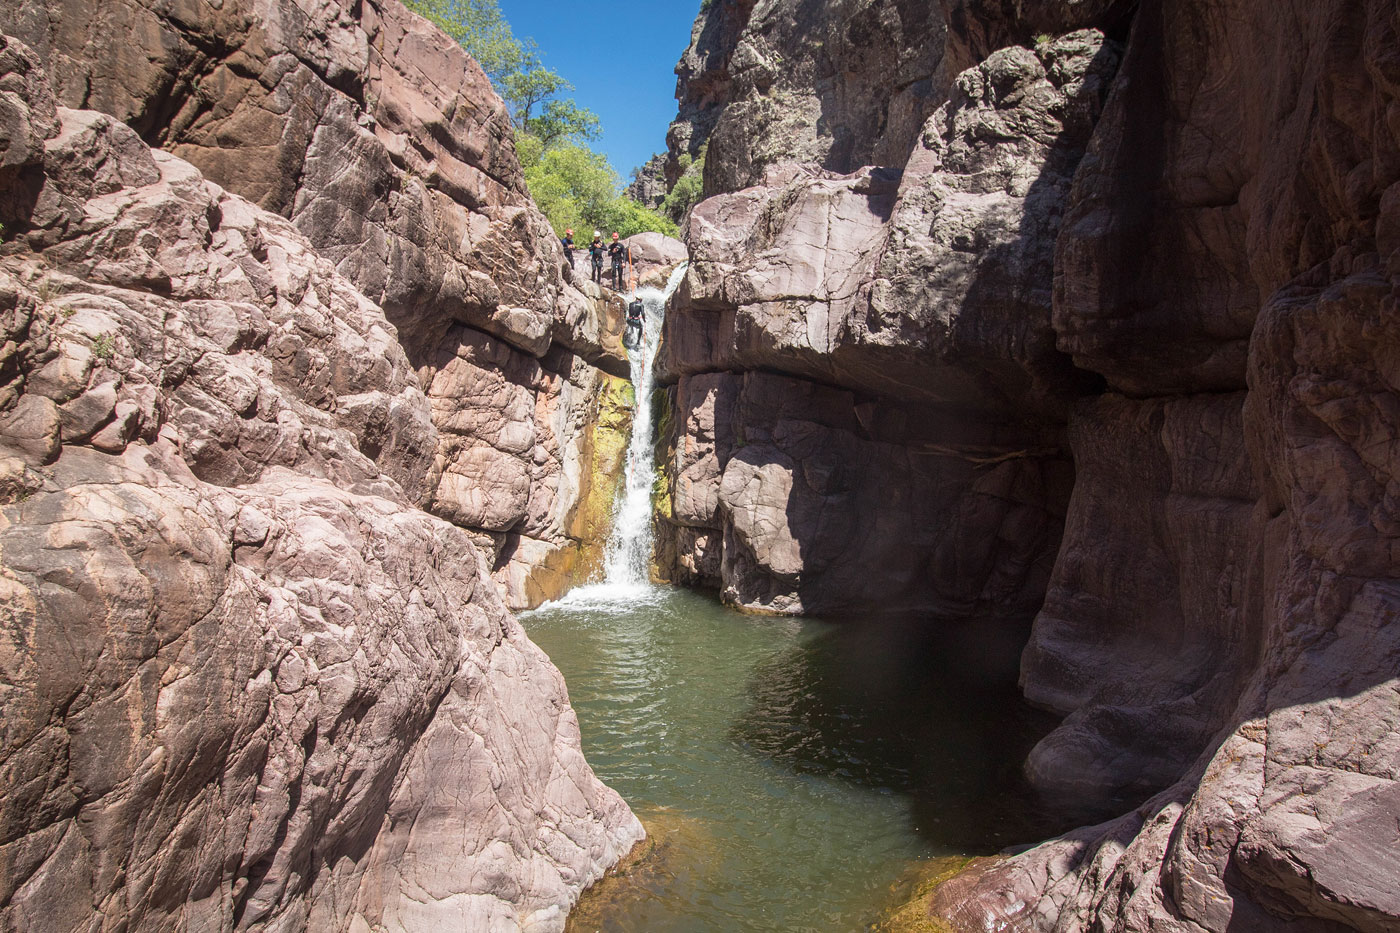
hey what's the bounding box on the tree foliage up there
[528,99,601,149]
[661,146,706,224]
[521,143,677,239]
[499,42,565,126]
[403,0,676,239]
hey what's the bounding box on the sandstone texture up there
[621,232,687,289]
[665,0,1400,930]
[926,1,1400,929]
[0,32,641,933]
[656,30,1114,616]
[1,0,633,608]
[666,0,1128,198]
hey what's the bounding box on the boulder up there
[623,231,687,288]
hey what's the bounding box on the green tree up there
[528,99,601,149]
[499,42,566,126]
[403,0,595,137]
[404,0,675,240]
[524,144,678,239]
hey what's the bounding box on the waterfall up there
[601,262,688,586]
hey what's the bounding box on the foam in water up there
[599,263,687,587]
[535,263,687,613]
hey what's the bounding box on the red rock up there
[0,38,640,933]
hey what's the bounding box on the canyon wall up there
[0,0,636,609]
[0,9,644,932]
[657,9,1118,617]
[661,0,1400,930]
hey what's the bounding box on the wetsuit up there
[625,299,644,349]
[587,240,605,284]
[608,240,628,289]
[561,234,574,269]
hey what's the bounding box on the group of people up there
[560,229,645,350]
[561,229,630,290]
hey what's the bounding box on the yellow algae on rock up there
[566,807,719,932]
[868,856,977,933]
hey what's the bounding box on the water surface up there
[523,584,1064,932]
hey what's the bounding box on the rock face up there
[0,0,632,609]
[0,31,640,933]
[622,232,687,289]
[667,0,1128,197]
[926,1,1400,930]
[657,30,1115,616]
[626,154,668,210]
[666,0,1400,929]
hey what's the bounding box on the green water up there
[523,584,1064,932]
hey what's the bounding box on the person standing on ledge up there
[561,228,575,270]
[587,231,605,285]
[608,232,629,290]
[624,297,644,349]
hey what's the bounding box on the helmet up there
[593,230,601,238]
[612,232,619,239]
[565,228,573,235]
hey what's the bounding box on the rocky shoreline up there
[3,0,1399,929]
[0,9,645,929]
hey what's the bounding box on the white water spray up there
[599,263,688,587]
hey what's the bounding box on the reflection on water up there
[734,610,1071,851]
[524,585,1073,932]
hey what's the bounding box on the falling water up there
[601,262,688,586]
[522,269,1065,933]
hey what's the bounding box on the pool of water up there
[523,583,1067,932]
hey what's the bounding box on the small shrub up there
[661,143,707,224]
[91,334,116,360]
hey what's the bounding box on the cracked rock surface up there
[655,31,1112,617]
[1,0,637,608]
[665,0,1400,930]
[0,35,641,933]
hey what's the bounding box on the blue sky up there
[498,1,701,181]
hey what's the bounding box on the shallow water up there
[523,583,1068,932]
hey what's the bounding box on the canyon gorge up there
[2,0,1399,930]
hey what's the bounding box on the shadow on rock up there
[729,611,1118,853]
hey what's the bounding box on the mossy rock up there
[867,856,974,933]
[566,807,718,932]
[561,372,634,585]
